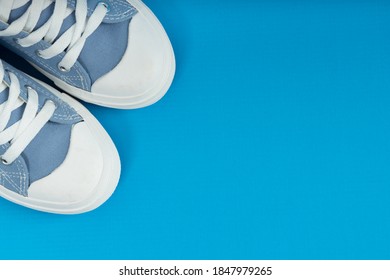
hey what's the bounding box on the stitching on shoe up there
[12,72,81,122]
[5,39,90,91]
[0,157,27,195]
[83,0,137,21]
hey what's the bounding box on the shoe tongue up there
[9,2,58,34]
[0,80,71,186]
[0,83,25,130]
[0,81,10,105]
[8,1,131,83]
[0,81,7,96]
[9,2,89,44]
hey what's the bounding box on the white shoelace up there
[0,0,108,72]
[0,60,56,165]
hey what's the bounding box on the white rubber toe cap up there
[0,81,121,214]
[28,122,104,204]
[91,1,176,108]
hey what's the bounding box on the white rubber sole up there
[31,0,176,109]
[0,80,121,214]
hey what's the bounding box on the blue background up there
[1,0,390,259]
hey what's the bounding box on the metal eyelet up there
[35,50,43,57]
[98,1,110,11]
[45,99,57,109]
[1,157,11,166]
[13,38,21,45]
[58,64,70,73]
[24,85,33,91]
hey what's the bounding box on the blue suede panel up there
[0,61,82,195]
[1,0,134,86]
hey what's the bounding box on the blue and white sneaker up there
[0,0,176,109]
[0,59,121,214]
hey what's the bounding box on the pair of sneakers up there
[0,0,175,214]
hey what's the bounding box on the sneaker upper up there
[0,59,82,196]
[0,59,120,213]
[0,0,176,108]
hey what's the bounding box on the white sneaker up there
[0,59,121,214]
[0,0,176,109]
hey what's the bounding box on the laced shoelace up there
[0,0,108,72]
[0,60,56,165]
